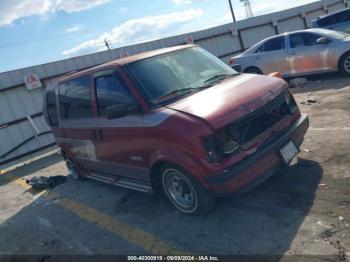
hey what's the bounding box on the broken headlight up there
[285,91,298,114]
[204,128,240,163]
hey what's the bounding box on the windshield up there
[126,47,238,105]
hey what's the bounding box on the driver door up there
[90,69,149,182]
[287,32,336,75]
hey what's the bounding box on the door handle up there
[289,51,296,55]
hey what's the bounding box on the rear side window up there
[289,33,320,48]
[318,10,350,27]
[256,37,285,53]
[45,88,59,126]
[59,76,92,119]
[95,72,135,116]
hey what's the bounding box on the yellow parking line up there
[2,174,186,255]
[0,173,32,189]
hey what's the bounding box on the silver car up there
[230,28,350,77]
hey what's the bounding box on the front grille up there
[230,93,291,145]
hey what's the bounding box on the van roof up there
[58,44,196,83]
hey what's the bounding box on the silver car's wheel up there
[339,52,350,76]
[66,159,81,180]
[160,164,216,215]
[162,168,197,213]
[343,55,350,74]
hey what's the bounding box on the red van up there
[44,45,309,215]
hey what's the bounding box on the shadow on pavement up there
[0,155,323,256]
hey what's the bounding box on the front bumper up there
[206,114,309,194]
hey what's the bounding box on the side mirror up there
[316,37,330,44]
[105,104,137,119]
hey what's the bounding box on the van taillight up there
[229,58,234,66]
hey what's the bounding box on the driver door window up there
[289,33,320,48]
[94,72,135,116]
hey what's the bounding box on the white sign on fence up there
[23,74,42,90]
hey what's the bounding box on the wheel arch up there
[243,66,263,74]
[338,50,350,70]
[149,155,210,194]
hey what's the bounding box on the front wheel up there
[339,52,350,76]
[66,158,82,180]
[160,164,215,215]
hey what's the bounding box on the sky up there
[0,0,319,73]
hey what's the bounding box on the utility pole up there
[104,38,111,50]
[228,0,236,23]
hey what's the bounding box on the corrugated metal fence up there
[0,0,346,167]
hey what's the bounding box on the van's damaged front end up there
[204,92,308,194]
[167,74,309,194]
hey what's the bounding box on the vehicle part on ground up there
[26,176,66,190]
[289,77,308,88]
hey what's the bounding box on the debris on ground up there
[289,77,308,88]
[26,176,66,190]
[303,148,311,152]
[307,98,317,103]
[339,216,345,221]
[300,98,318,105]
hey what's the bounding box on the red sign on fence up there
[23,74,42,90]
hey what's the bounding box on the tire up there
[244,67,263,74]
[339,51,350,76]
[65,158,82,180]
[160,164,216,215]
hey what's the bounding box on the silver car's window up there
[289,33,320,48]
[256,36,285,53]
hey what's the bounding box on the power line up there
[0,5,175,48]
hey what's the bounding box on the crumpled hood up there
[166,74,287,129]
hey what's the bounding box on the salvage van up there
[44,45,309,215]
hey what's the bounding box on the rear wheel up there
[160,164,215,215]
[339,52,350,76]
[66,158,81,180]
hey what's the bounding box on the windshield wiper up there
[204,73,236,84]
[153,87,200,103]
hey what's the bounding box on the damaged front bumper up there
[206,114,309,194]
